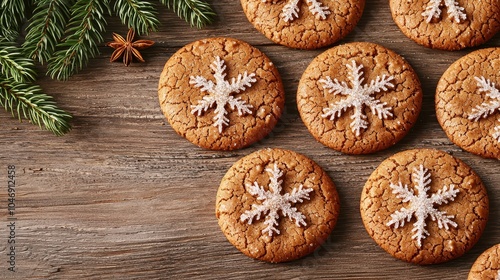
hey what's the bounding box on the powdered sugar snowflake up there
[190,56,256,133]
[422,0,466,23]
[240,163,313,236]
[468,76,500,143]
[320,60,395,136]
[387,165,460,248]
[262,0,330,22]
[496,270,500,280]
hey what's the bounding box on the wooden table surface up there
[1,1,499,279]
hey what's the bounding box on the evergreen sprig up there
[47,0,110,81]
[1,0,215,134]
[114,0,159,35]
[23,0,74,64]
[0,0,28,41]
[0,42,37,83]
[0,78,71,136]
[31,0,215,80]
[0,78,72,136]
[160,0,215,29]
[0,42,71,135]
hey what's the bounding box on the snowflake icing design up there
[319,60,395,136]
[240,163,313,236]
[468,76,500,143]
[422,0,466,23]
[190,56,256,133]
[386,165,460,248]
[262,0,330,22]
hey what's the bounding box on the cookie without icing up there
[389,0,500,50]
[468,244,500,280]
[158,37,285,150]
[297,42,422,154]
[240,0,365,49]
[216,148,340,263]
[436,48,500,159]
[360,149,489,264]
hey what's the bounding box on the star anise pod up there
[107,28,154,66]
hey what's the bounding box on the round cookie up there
[468,244,500,280]
[158,37,285,150]
[360,148,489,265]
[389,0,500,50]
[216,148,340,263]
[240,0,365,49]
[436,48,500,159]
[297,42,422,154]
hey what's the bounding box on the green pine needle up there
[0,77,72,136]
[23,0,74,65]
[160,0,215,29]
[0,42,37,83]
[47,0,109,81]
[0,0,27,41]
[113,0,159,35]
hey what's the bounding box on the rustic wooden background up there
[1,1,499,279]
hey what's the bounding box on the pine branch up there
[113,0,159,35]
[0,0,28,41]
[0,77,72,135]
[0,41,37,83]
[0,41,71,135]
[159,0,215,28]
[23,0,75,65]
[0,0,216,135]
[47,0,110,81]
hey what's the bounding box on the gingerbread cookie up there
[216,148,340,262]
[158,37,285,150]
[240,0,365,49]
[360,149,489,264]
[389,0,500,50]
[468,244,500,280]
[436,48,500,159]
[297,42,422,154]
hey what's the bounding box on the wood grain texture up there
[0,1,499,279]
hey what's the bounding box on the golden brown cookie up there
[389,0,500,50]
[216,148,340,263]
[297,42,422,154]
[436,48,500,159]
[360,148,489,264]
[158,37,285,150]
[468,244,500,280]
[240,0,365,49]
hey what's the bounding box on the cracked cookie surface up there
[360,148,489,264]
[297,42,422,154]
[240,0,365,49]
[389,0,500,50]
[468,244,500,280]
[216,148,340,262]
[436,48,500,159]
[158,37,285,150]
